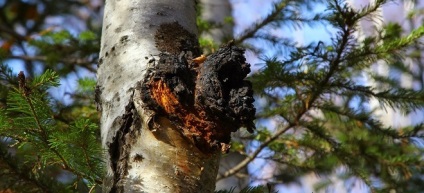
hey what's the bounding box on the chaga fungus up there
[140,45,255,153]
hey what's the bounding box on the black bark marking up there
[133,154,144,162]
[94,86,102,111]
[108,98,142,193]
[120,35,129,44]
[139,45,255,154]
[98,58,103,67]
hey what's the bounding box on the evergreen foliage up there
[215,185,277,193]
[0,0,423,192]
[245,0,424,192]
[0,64,102,192]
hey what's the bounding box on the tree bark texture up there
[96,1,254,192]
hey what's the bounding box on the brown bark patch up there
[155,22,200,56]
[141,45,255,154]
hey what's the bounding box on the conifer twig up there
[218,4,354,180]
[217,123,293,180]
[10,55,97,72]
[234,1,287,45]
[18,72,103,185]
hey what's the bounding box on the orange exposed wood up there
[191,54,206,65]
[150,80,180,114]
[150,79,214,151]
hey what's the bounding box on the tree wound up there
[140,45,255,154]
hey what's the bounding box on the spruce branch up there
[1,70,103,186]
[0,143,56,193]
[234,1,288,45]
[9,55,97,73]
[241,1,424,190]
[217,123,293,180]
[18,77,102,184]
[219,1,361,181]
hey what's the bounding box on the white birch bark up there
[97,1,220,192]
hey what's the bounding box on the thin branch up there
[9,55,97,72]
[20,89,103,185]
[234,1,287,44]
[0,25,27,41]
[0,144,53,193]
[218,5,356,180]
[217,123,293,180]
[88,184,97,193]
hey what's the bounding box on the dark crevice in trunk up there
[108,96,141,193]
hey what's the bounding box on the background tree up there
[0,0,424,193]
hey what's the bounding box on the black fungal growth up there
[140,51,196,112]
[195,46,256,133]
[140,44,255,153]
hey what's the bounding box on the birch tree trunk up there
[96,1,255,193]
